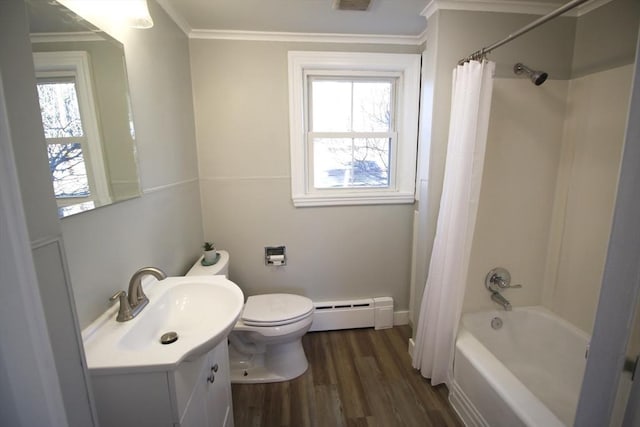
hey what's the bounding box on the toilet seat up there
[242,294,313,327]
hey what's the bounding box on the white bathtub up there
[450,306,589,427]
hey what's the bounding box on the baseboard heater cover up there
[309,297,393,331]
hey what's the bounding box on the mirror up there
[27,0,141,218]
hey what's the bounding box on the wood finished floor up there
[231,325,463,427]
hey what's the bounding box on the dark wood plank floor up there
[232,325,463,427]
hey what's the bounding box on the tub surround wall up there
[414,9,576,325]
[542,65,634,333]
[541,0,639,333]
[190,39,417,309]
[464,78,569,313]
[461,0,639,332]
[466,65,633,322]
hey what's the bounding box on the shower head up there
[513,63,548,86]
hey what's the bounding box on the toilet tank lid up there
[242,293,313,324]
[186,250,229,276]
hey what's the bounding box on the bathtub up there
[450,306,590,427]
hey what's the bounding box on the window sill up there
[292,192,415,207]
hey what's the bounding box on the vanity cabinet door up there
[206,341,233,427]
[90,341,233,427]
[91,371,175,427]
[179,362,209,427]
[179,340,233,427]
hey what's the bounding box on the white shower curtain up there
[412,60,495,386]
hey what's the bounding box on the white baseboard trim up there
[393,310,409,325]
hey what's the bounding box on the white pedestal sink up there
[82,275,244,427]
[83,275,244,373]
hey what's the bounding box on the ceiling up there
[157,0,430,37]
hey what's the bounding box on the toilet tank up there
[186,250,229,277]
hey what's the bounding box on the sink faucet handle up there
[506,283,523,289]
[110,290,133,322]
[109,290,125,302]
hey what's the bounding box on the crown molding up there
[417,28,428,45]
[30,32,104,44]
[574,0,614,16]
[188,29,425,45]
[156,0,424,45]
[156,0,192,35]
[421,0,613,19]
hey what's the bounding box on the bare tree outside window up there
[310,78,395,188]
[37,81,91,198]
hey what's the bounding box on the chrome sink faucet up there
[485,267,522,311]
[110,267,167,322]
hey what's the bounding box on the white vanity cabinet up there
[91,340,234,427]
[177,341,233,427]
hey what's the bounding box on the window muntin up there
[309,78,394,133]
[288,51,420,207]
[308,76,397,190]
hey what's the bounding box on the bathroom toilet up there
[186,251,314,383]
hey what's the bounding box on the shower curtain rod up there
[458,0,591,65]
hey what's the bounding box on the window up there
[33,51,110,216]
[37,78,90,199]
[288,51,421,207]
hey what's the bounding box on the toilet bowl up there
[186,251,314,383]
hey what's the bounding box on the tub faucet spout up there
[491,291,512,311]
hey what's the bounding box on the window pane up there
[353,81,392,132]
[313,138,390,188]
[47,143,90,198]
[37,81,84,138]
[310,80,352,132]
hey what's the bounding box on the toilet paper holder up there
[265,246,286,266]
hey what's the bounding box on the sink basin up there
[82,276,244,374]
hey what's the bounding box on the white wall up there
[60,1,204,328]
[0,66,70,427]
[190,39,419,308]
[0,1,97,425]
[2,0,205,421]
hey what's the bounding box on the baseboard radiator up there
[309,297,394,331]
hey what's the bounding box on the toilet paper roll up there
[267,254,285,263]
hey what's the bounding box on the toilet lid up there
[242,294,313,326]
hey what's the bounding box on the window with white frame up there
[288,51,421,207]
[33,51,110,215]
